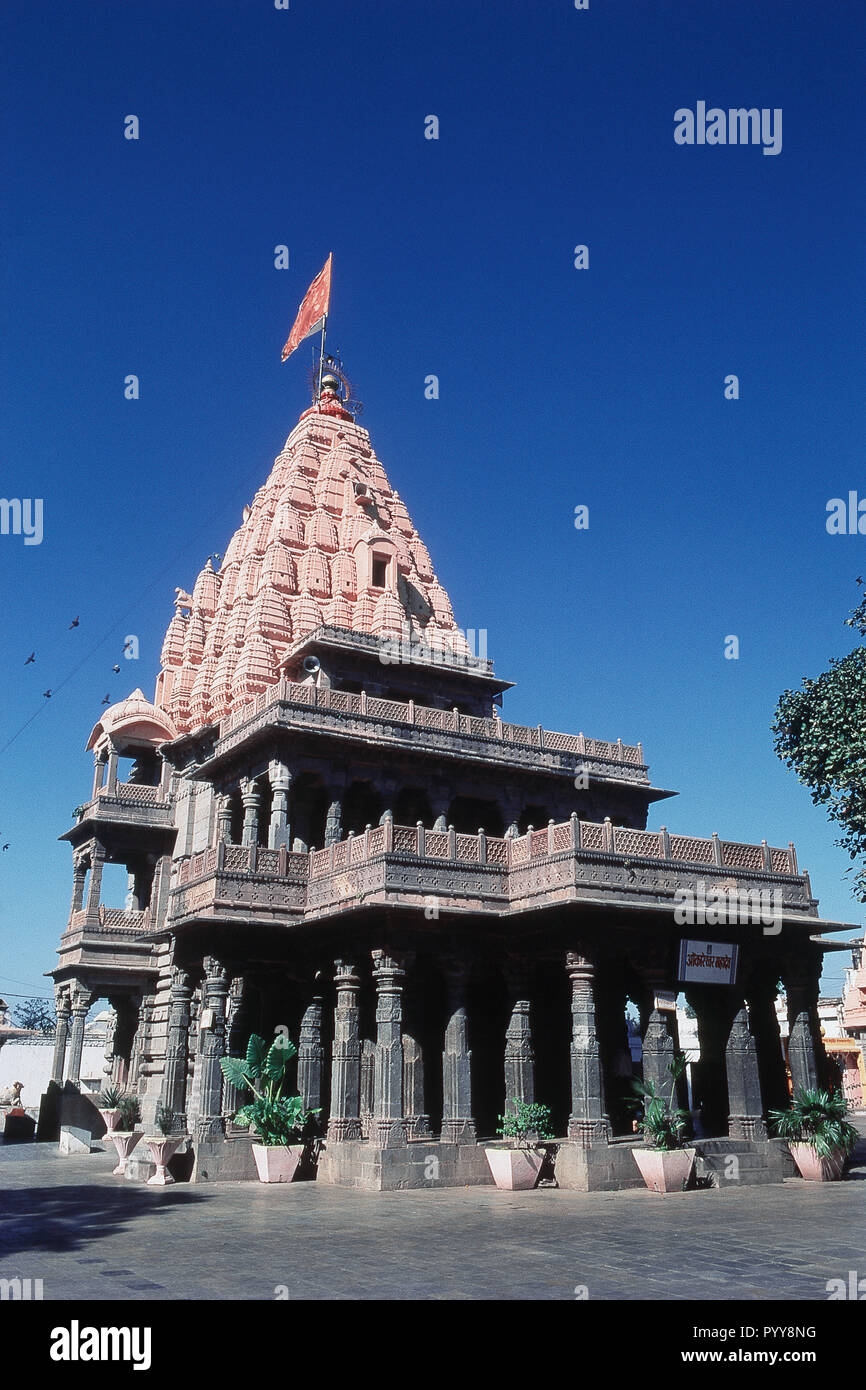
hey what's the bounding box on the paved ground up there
[2,1127,865,1301]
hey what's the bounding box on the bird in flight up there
[101,694,111,705]
[112,664,120,674]
[69,617,79,629]
[24,653,35,665]
[2,844,9,852]
[43,690,52,699]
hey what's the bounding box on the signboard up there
[677,940,738,985]
[653,990,677,1012]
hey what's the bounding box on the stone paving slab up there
[1,1135,865,1301]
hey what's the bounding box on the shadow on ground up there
[0,1184,207,1259]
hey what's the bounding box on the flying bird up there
[101,694,111,705]
[24,652,35,665]
[42,690,52,699]
[2,844,9,852]
[112,664,120,673]
[68,617,79,629]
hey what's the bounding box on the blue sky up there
[1,0,864,1003]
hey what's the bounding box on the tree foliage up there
[13,998,56,1034]
[772,579,866,901]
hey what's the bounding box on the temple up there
[44,368,855,1189]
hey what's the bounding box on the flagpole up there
[317,314,328,398]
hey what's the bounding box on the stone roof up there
[153,387,468,734]
[86,689,178,752]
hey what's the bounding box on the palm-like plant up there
[769,1087,859,1159]
[630,1052,692,1151]
[97,1084,123,1109]
[220,1033,319,1147]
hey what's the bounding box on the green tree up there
[14,998,56,1033]
[772,578,866,900]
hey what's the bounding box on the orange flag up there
[281,254,332,362]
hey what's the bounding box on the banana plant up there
[220,1033,319,1147]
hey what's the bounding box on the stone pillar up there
[216,794,233,844]
[268,761,291,850]
[326,960,362,1141]
[91,750,107,799]
[325,798,343,847]
[725,1001,767,1139]
[503,960,535,1112]
[747,982,789,1115]
[105,748,119,794]
[101,1007,118,1084]
[195,957,230,1141]
[371,950,406,1147]
[441,964,476,1144]
[297,981,325,1115]
[639,967,678,1094]
[159,968,193,1134]
[402,960,431,1138]
[66,986,93,1088]
[786,959,823,1093]
[84,843,105,918]
[566,951,611,1146]
[69,856,87,916]
[240,779,261,848]
[221,974,253,1124]
[51,989,71,1084]
[128,996,151,1089]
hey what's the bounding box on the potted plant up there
[769,1086,859,1181]
[108,1094,142,1176]
[485,1100,555,1190]
[96,1084,124,1134]
[141,1103,187,1186]
[220,1033,319,1183]
[630,1053,696,1193]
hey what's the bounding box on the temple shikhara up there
[43,365,854,1189]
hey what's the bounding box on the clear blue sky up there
[1,0,863,1003]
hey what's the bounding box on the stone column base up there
[728,1115,769,1141]
[371,1118,408,1148]
[566,1117,612,1148]
[439,1119,477,1144]
[326,1118,362,1142]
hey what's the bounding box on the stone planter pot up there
[142,1135,186,1185]
[632,1147,696,1193]
[98,1108,122,1134]
[788,1143,846,1182]
[484,1146,545,1191]
[109,1130,142,1176]
[251,1143,304,1183]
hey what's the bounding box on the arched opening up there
[447,796,504,837]
[518,804,552,835]
[290,774,329,851]
[394,787,434,827]
[342,781,384,837]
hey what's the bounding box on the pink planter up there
[143,1135,186,1185]
[484,1146,545,1190]
[109,1130,142,1176]
[98,1108,123,1134]
[788,1143,846,1182]
[632,1147,696,1193]
[251,1143,304,1183]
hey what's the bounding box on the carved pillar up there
[566,950,611,1146]
[159,968,193,1134]
[639,965,678,1094]
[297,978,325,1115]
[325,798,343,847]
[326,960,362,1141]
[91,750,107,799]
[240,780,261,848]
[51,989,71,1084]
[105,748,119,794]
[216,794,233,844]
[220,974,252,1125]
[128,996,151,1088]
[268,762,291,850]
[503,960,535,1112]
[111,997,139,1087]
[402,958,431,1138]
[195,957,230,1141]
[441,963,476,1144]
[360,1039,375,1138]
[726,1000,767,1140]
[786,958,824,1093]
[84,842,105,917]
[69,855,87,916]
[747,980,789,1115]
[371,950,406,1147]
[101,1007,118,1083]
[66,986,93,1088]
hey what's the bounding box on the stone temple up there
[44,370,851,1189]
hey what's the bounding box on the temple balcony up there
[56,904,157,978]
[201,679,660,793]
[68,780,175,833]
[167,815,822,930]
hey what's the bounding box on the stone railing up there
[77,781,170,823]
[217,679,645,774]
[66,905,150,932]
